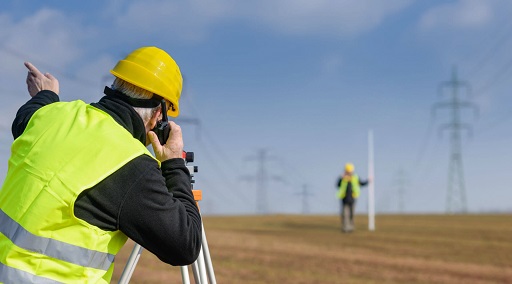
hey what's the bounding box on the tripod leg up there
[200,222,217,284]
[191,261,202,284]
[180,266,191,284]
[119,243,143,284]
[196,245,208,283]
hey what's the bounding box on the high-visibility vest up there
[337,174,361,199]
[0,100,156,283]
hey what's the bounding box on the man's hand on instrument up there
[149,121,184,162]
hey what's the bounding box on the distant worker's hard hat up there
[345,163,355,173]
[110,46,183,117]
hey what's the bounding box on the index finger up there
[24,62,43,76]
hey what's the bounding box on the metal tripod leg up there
[191,259,201,284]
[196,245,208,283]
[118,244,143,284]
[180,266,191,284]
[118,243,200,284]
[188,218,217,284]
[200,221,216,284]
[119,221,217,284]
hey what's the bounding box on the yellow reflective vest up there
[0,101,155,283]
[337,174,361,199]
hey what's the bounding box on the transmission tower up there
[243,149,284,214]
[393,168,409,213]
[296,184,314,214]
[432,66,478,214]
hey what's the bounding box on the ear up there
[146,107,162,132]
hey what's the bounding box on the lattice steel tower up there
[243,149,283,214]
[432,67,478,213]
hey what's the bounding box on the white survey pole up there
[368,129,375,231]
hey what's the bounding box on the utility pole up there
[368,130,375,231]
[432,66,478,214]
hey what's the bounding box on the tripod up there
[119,152,217,284]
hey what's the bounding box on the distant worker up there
[0,46,202,283]
[336,163,370,233]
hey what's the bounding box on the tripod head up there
[182,151,201,203]
[182,151,198,187]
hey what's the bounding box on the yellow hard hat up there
[345,163,355,173]
[110,46,183,117]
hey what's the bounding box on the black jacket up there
[11,90,202,266]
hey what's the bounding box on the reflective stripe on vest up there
[0,209,113,270]
[0,262,63,284]
[337,174,360,199]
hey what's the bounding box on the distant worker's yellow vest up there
[0,101,155,283]
[337,174,360,199]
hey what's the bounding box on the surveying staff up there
[0,46,202,283]
[336,163,369,233]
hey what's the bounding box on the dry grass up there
[112,214,512,283]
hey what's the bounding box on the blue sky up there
[1,0,512,215]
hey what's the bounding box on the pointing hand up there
[25,62,59,97]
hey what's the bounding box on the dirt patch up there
[112,214,512,283]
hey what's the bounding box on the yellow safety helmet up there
[110,46,183,117]
[345,163,355,173]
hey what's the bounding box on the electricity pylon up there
[432,66,478,214]
[393,168,409,213]
[242,149,284,214]
[296,184,314,214]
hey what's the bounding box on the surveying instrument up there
[118,151,217,284]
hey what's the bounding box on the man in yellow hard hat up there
[0,47,201,283]
[336,163,370,233]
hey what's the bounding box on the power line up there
[473,55,512,97]
[177,81,253,209]
[465,20,512,81]
[474,109,512,135]
[414,112,436,170]
[195,138,253,207]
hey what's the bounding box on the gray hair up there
[111,78,160,123]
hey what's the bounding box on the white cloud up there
[0,8,94,135]
[419,0,493,30]
[112,0,234,43]
[240,0,413,37]
[0,8,93,103]
[1,9,84,68]
[112,0,412,42]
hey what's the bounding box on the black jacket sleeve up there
[12,90,59,139]
[74,155,202,266]
[117,157,202,265]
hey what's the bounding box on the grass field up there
[112,214,512,283]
